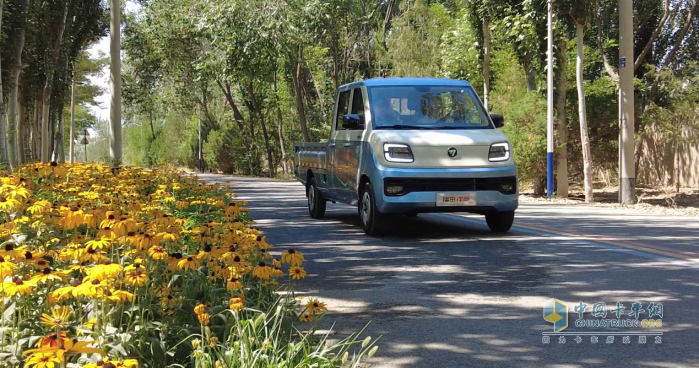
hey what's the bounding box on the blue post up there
[547,152,554,198]
[546,0,554,198]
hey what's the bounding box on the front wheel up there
[359,182,385,236]
[485,210,515,233]
[307,178,326,219]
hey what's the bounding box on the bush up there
[0,163,376,368]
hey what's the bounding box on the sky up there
[85,1,141,121]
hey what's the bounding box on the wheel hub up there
[361,192,371,225]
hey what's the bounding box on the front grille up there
[384,176,517,196]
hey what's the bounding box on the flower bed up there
[0,163,376,368]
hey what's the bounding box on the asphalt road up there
[201,175,699,368]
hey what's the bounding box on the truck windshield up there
[368,86,492,130]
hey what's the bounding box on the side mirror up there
[342,114,365,130]
[490,114,504,128]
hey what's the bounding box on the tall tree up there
[40,0,69,162]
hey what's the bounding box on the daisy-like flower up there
[281,249,304,266]
[0,195,21,212]
[76,246,106,263]
[25,350,64,368]
[253,235,272,250]
[272,266,284,278]
[36,331,73,350]
[148,245,167,260]
[85,237,111,250]
[289,266,307,280]
[123,268,148,287]
[196,245,215,261]
[299,314,314,323]
[208,337,218,348]
[305,298,327,315]
[30,267,68,285]
[0,255,18,278]
[86,262,123,281]
[226,277,243,292]
[156,228,179,243]
[252,262,273,280]
[225,202,239,217]
[40,306,73,329]
[62,206,85,229]
[272,258,281,268]
[229,295,245,311]
[197,313,210,325]
[0,243,26,260]
[73,279,107,299]
[96,227,117,240]
[3,277,37,296]
[194,303,207,315]
[177,256,199,271]
[108,289,135,303]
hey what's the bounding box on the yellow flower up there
[148,245,167,260]
[61,206,85,229]
[194,303,207,315]
[156,228,179,243]
[86,262,123,281]
[0,244,26,260]
[85,237,111,250]
[177,256,199,271]
[299,314,314,323]
[25,350,64,368]
[3,277,36,296]
[0,255,18,278]
[124,268,148,287]
[40,306,73,329]
[229,295,245,312]
[75,246,107,263]
[197,313,210,325]
[289,266,307,280]
[191,338,201,349]
[0,195,21,212]
[30,267,68,285]
[36,331,73,350]
[208,337,218,347]
[272,258,281,268]
[305,298,327,315]
[252,262,273,280]
[281,249,304,266]
[226,277,243,292]
[73,279,108,299]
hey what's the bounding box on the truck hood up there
[371,129,512,169]
[376,128,508,147]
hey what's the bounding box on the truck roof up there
[339,77,472,91]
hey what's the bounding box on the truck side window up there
[350,88,365,118]
[336,91,351,131]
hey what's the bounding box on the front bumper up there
[370,165,519,214]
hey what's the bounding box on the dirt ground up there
[519,182,699,217]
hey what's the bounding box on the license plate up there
[436,192,477,206]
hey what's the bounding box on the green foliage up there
[490,55,547,182]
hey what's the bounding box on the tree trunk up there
[6,0,28,171]
[18,91,26,163]
[56,107,65,163]
[41,1,69,163]
[0,0,8,168]
[522,54,537,92]
[33,95,41,161]
[576,23,594,203]
[259,114,275,178]
[555,37,569,198]
[273,71,288,174]
[482,17,490,112]
[109,0,123,169]
[291,47,311,142]
[69,77,75,164]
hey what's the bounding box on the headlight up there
[488,142,510,162]
[384,143,414,163]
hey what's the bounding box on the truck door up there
[328,89,351,193]
[344,87,367,200]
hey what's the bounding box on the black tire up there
[307,178,326,219]
[405,211,418,217]
[485,210,515,233]
[358,182,385,236]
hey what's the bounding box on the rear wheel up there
[359,182,385,236]
[485,210,515,233]
[307,178,326,219]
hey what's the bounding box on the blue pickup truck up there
[294,77,518,236]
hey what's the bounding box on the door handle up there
[343,142,351,147]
